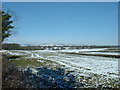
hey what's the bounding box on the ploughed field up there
[2,48,119,88]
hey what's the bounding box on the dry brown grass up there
[2,55,32,89]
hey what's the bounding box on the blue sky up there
[3,2,118,45]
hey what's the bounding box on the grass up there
[12,59,43,68]
[11,56,61,70]
[85,68,91,70]
[2,55,32,88]
[106,48,120,50]
[65,52,120,58]
[4,52,66,71]
[3,55,120,88]
[4,54,27,60]
[87,50,120,53]
[3,50,120,88]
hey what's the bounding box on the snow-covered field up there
[2,48,119,88]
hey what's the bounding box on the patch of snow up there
[4,49,119,79]
[59,48,108,53]
[37,60,46,63]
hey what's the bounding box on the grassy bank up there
[2,55,32,88]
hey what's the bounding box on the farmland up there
[2,47,119,88]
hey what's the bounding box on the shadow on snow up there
[23,67,82,88]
